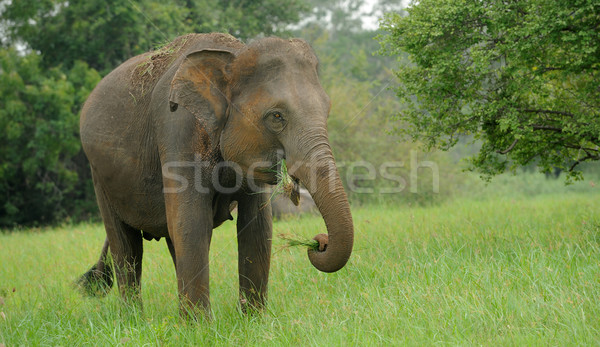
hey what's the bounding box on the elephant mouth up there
[254,159,301,205]
[274,161,301,206]
[250,153,301,205]
[254,154,285,185]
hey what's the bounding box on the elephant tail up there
[76,238,114,297]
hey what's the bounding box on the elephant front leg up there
[173,233,212,318]
[92,174,143,305]
[164,193,214,319]
[236,191,273,312]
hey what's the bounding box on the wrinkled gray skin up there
[78,33,354,316]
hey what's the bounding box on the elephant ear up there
[169,49,234,147]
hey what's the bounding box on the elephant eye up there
[264,111,287,133]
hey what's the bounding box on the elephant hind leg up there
[93,179,144,304]
[166,237,177,272]
[77,238,114,297]
[103,217,143,304]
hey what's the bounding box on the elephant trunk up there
[287,132,354,273]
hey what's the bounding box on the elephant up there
[77,33,354,316]
[271,187,317,219]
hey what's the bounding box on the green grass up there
[1,192,599,345]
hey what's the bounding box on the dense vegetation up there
[0,0,360,226]
[379,0,600,180]
[1,0,598,228]
[0,0,432,227]
[0,49,100,226]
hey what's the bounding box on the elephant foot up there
[239,294,267,315]
[179,299,213,322]
[76,263,114,297]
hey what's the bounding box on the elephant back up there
[129,33,244,100]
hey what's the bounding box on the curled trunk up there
[288,139,354,273]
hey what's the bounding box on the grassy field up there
[1,189,599,345]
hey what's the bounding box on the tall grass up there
[1,191,599,345]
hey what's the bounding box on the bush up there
[0,48,101,227]
[309,35,466,207]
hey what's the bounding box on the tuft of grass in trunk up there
[278,233,319,251]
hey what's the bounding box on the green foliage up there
[4,0,188,73]
[304,0,365,34]
[1,192,600,344]
[185,0,310,40]
[3,0,309,74]
[304,29,464,206]
[379,0,600,181]
[0,48,101,227]
[0,0,310,226]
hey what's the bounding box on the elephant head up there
[168,37,353,273]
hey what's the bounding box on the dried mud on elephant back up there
[130,33,242,101]
[130,34,193,99]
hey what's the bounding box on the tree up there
[184,0,310,40]
[297,28,464,206]
[2,0,189,73]
[3,0,310,74]
[0,0,311,226]
[379,0,600,180]
[303,0,365,34]
[0,48,101,226]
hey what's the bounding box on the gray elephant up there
[78,33,354,316]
